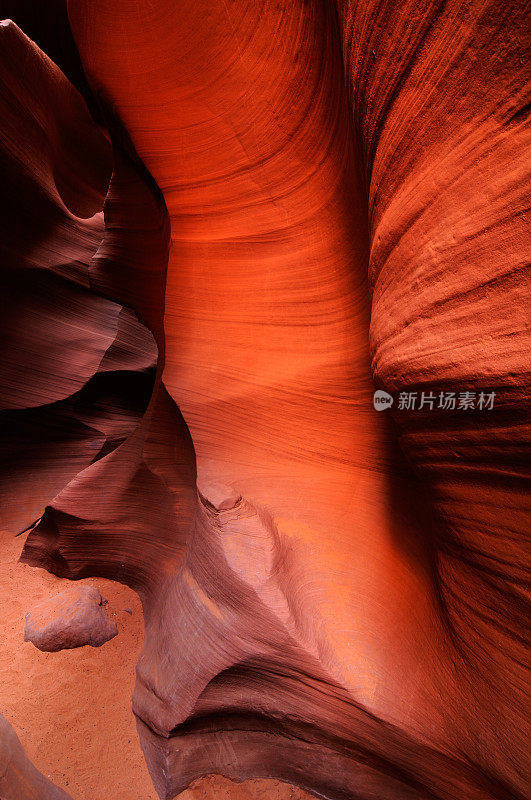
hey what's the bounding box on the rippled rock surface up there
[0,1,528,799]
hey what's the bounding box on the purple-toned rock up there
[0,713,73,800]
[24,586,118,652]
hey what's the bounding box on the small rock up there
[24,585,118,652]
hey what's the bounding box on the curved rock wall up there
[0,2,528,799]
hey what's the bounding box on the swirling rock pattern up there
[0,1,528,799]
[0,20,158,534]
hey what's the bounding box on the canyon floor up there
[0,533,311,800]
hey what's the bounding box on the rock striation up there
[0,19,157,535]
[0,2,528,799]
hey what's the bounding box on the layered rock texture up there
[0,1,529,799]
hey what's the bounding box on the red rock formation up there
[24,585,118,651]
[0,21,158,534]
[0,713,73,800]
[0,1,528,799]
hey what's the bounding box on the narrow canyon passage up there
[66,0,450,758]
[0,0,528,799]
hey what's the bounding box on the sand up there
[0,533,310,800]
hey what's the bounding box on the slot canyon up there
[0,1,529,799]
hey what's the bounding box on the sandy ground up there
[0,533,311,800]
